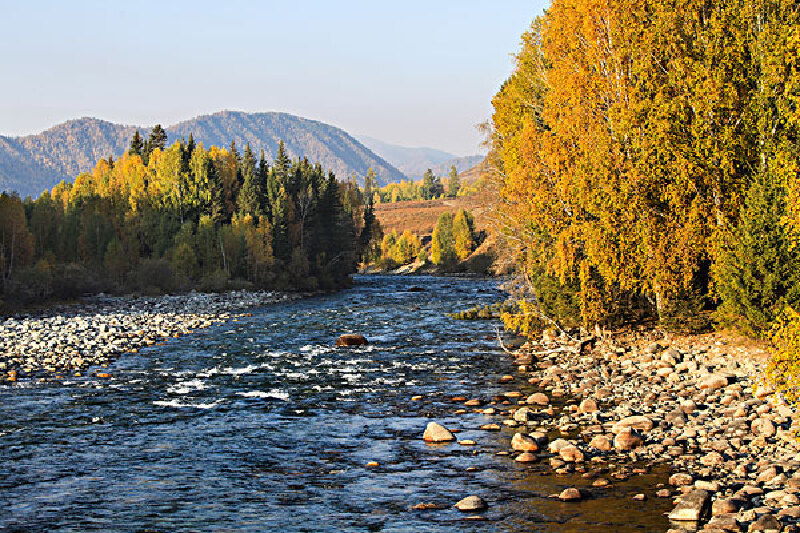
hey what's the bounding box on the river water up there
[0,275,673,532]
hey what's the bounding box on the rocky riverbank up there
[432,331,800,532]
[0,290,301,382]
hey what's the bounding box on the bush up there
[198,269,229,292]
[766,307,800,407]
[133,259,179,293]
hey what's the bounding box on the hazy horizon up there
[0,1,548,156]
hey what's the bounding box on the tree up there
[453,208,475,260]
[0,193,34,286]
[715,172,800,335]
[129,130,144,157]
[420,169,444,200]
[148,124,168,153]
[446,165,460,197]
[431,212,456,267]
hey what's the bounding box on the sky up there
[0,1,548,156]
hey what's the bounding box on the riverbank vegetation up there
[0,129,375,310]
[489,0,800,398]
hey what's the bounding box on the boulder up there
[589,435,613,451]
[614,428,643,451]
[559,488,582,501]
[698,373,732,391]
[612,415,654,434]
[579,398,599,414]
[751,417,776,438]
[668,489,711,522]
[527,392,549,406]
[559,444,585,462]
[511,433,539,452]
[515,452,537,463]
[423,422,455,443]
[455,495,487,512]
[336,334,368,347]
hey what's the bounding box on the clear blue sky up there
[0,1,547,155]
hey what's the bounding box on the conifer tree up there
[446,165,460,198]
[431,212,456,267]
[128,130,144,157]
[715,173,800,335]
[148,124,167,153]
[453,208,475,260]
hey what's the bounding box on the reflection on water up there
[0,275,673,532]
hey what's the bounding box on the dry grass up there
[374,193,492,237]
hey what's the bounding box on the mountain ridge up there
[0,111,406,197]
[355,135,484,180]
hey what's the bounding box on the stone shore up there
[0,290,299,381]
[486,332,799,532]
[434,331,799,531]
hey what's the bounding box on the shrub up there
[766,307,800,407]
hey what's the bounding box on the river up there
[0,275,673,532]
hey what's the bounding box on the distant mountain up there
[0,111,405,197]
[356,135,483,180]
[168,112,404,186]
[429,155,485,178]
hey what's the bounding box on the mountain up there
[0,111,405,197]
[0,119,138,198]
[429,155,485,178]
[167,112,404,185]
[356,135,484,180]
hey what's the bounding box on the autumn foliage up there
[490,0,800,333]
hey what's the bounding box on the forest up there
[0,127,378,308]
[489,0,800,400]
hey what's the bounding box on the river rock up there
[455,495,487,512]
[511,432,539,452]
[612,415,653,434]
[514,407,534,423]
[712,498,741,516]
[614,428,643,451]
[579,398,599,413]
[515,452,537,463]
[527,392,549,405]
[559,488,582,501]
[668,489,711,521]
[752,417,776,438]
[749,513,781,532]
[698,374,731,391]
[423,422,455,442]
[335,334,368,347]
[558,444,584,462]
[590,435,613,451]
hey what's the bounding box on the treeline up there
[490,0,800,399]
[364,167,479,204]
[369,208,480,270]
[0,128,378,307]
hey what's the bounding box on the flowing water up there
[0,275,675,532]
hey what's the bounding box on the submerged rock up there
[335,334,368,347]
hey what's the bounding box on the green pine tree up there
[715,172,800,335]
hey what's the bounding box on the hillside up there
[0,112,405,198]
[374,193,492,237]
[356,135,483,179]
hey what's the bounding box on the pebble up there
[487,331,795,532]
[1,290,296,380]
